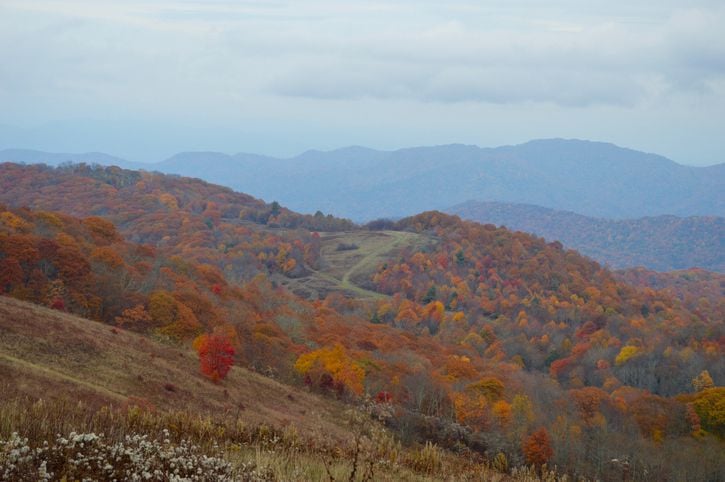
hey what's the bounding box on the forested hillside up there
[616,267,724,321]
[449,201,724,272]
[0,163,723,480]
[367,212,723,395]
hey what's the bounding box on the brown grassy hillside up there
[0,295,349,439]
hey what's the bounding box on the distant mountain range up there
[2,139,723,221]
[0,148,146,170]
[448,201,724,272]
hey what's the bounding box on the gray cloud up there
[264,6,725,106]
[2,0,724,110]
[0,1,725,105]
[270,61,648,107]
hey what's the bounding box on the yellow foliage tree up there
[466,377,505,402]
[692,370,715,392]
[0,211,32,232]
[492,400,512,427]
[691,387,725,438]
[615,345,639,365]
[295,343,365,395]
[158,193,178,209]
[148,291,177,326]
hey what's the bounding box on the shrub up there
[408,441,443,474]
[0,430,233,481]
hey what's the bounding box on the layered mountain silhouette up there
[3,139,723,221]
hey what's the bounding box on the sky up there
[1,0,724,165]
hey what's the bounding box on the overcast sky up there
[1,0,724,165]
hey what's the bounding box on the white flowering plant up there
[0,429,235,481]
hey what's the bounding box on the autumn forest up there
[0,162,722,481]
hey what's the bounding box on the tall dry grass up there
[0,397,574,481]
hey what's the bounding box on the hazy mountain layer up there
[449,201,725,272]
[3,139,723,221]
[0,148,146,170]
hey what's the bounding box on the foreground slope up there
[0,295,350,439]
[449,200,725,272]
[3,295,535,481]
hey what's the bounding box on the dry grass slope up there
[0,295,352,440]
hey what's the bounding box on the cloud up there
[265,5,725,106]
[269,61,647,107]
[1,0,724,112]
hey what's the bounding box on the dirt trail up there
[290,230,421,300]
[339,231,417,298]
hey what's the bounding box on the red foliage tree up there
[375,391,393,403]
[522,427,553,467]
[194,332,236,382]
[50,297,65,311]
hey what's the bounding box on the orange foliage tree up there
[522,427,554,467]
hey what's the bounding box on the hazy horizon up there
[2,1,724,166]
[2,136,724,168]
